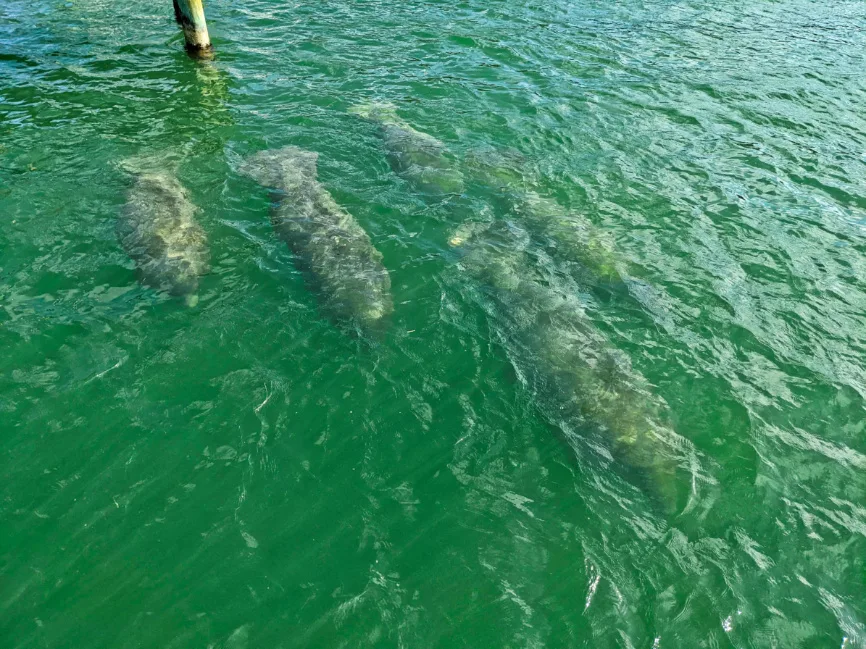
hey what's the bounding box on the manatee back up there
[239,146,319,189]
[117,170,209,299]
[120,172,191,233]
[349,101,401,125]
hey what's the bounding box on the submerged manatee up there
[449,218,697,513]
[351,102,464,196]
[240,146,393,336]
[117,164,210,306]
[465,147,625,284]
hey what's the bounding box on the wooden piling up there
[173,0,211,54]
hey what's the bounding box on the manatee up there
[520,191,623,282]
[449,218,696,514]
[351,102,464,196]
[117,162,210,306]
[464,146,527,192]
[240,146,393,336]
[465,147,625,284]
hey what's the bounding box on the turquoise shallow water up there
[2,0,866,647]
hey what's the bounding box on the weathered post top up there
[173,0,211,55]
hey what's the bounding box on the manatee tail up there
[349,101,401,125]
[238,146,319,188]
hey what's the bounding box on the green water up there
[2,0,865,646]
